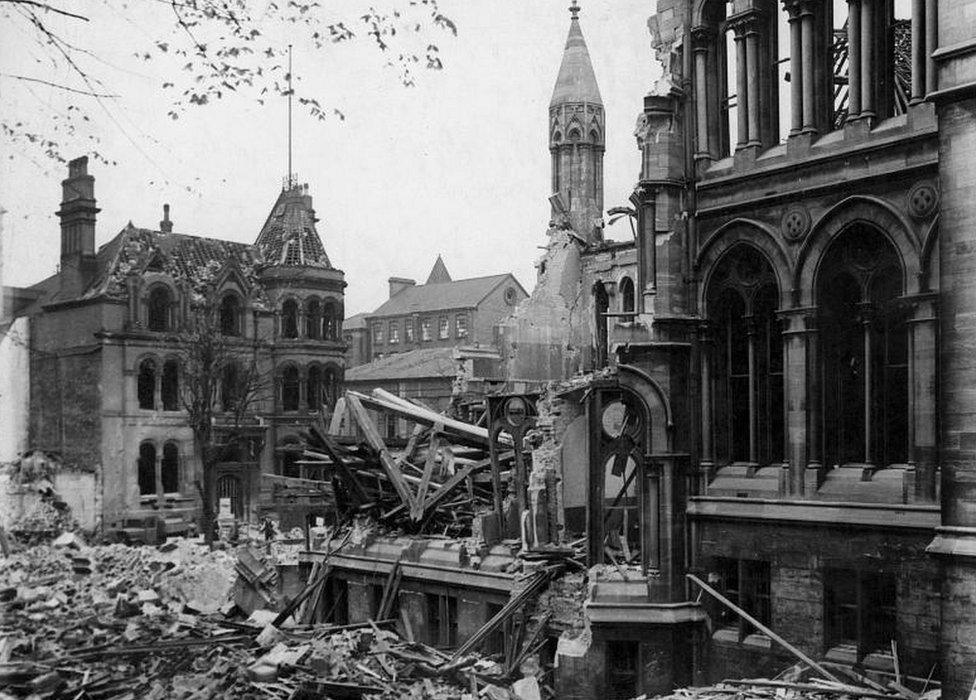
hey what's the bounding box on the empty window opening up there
[281,299,299,339]
[282,365,300,412]
[620,277,636,315]
[147,286,171,332]
[161,442,179,493]
[438,316,450,340]
[305,299,322,340]
[220,294,242,336]
[307,365,322,411]
[138,359,156,410]
[138,442,156,496]
[161,359,179,411]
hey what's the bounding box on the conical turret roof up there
[550,3,602,107]
[254,183,332,268]
[425,254,452,284]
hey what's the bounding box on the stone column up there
[847,0,862,118]
[800,3,817,132]
[745,24,762,146]
[924,0,937,95]
[700,324,715,478]
[692,27,712,158]
[786,2,804,135]
[859,303,874,465]
[746,316,758,463]
[911,0,926,102]
[781,309,811,495]
[734,26,749,148]
[908,296,938,500]
[634,186,658,311]
[859,0,875,119]
[155,448,165,508]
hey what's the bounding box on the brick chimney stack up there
[388,277,415,299]
[160,203,173,233]
[57,156,99,297]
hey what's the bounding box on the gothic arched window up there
[817,223,906,467]
[706,244,783,466]
[620,276,636,315]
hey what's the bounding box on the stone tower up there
[549,1,605,243]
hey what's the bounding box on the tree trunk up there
[197,442,218,544]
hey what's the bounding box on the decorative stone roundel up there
[781,206,811,242]
[907,181,939,219]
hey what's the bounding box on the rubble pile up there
[0,537,526,699]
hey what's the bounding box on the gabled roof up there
[368,273,520,317]
[425,255,452,284]
[550,7,602,107]
[81,225,259,301]
[253,184,332,268]
[345,347,458,382]
[342,312,369,331]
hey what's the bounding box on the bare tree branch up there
[0,0,88,22]
[1,73,118,97]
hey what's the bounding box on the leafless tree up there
[179,294,268,543]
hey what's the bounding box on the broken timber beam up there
[686,573,842,683]
[309,425,371,505]
[363,389,513,447]
[412,433,441,521]
[346,394,416,512]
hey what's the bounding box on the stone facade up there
[503,0,976,695]
[7,160,346,531]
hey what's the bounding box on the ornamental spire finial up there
[569,0,580,20]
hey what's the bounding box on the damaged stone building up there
[1,162,346,532]
[491,0,976,696]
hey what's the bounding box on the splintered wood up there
[300,389,514,537]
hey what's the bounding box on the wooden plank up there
[328,396,347,435]
[412,434,440,520]
[377,561,403,620]
[310,427,371,505]
[346,393,416,511]
[365,389,513,446]
[686,573,842,683]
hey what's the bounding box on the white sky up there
[0,1,659,316]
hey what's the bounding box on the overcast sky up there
[1,1,659,316]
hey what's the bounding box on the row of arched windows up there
[137,441,180,496]
[279,298,342,341]
[279,363,342,413]
[700,222,908,470]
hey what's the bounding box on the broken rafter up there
[308,425,371,505]
[363,389,513,447]
[412,433,441,521]
[346,394,417,512]
[686,573,842,683]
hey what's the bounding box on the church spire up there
[549,1,605,243]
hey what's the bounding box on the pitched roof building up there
[2,159,347,532]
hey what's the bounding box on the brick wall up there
[29,349,101,470]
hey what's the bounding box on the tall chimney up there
[160,203,173,233]
[388,277,416,299]
[57,156,99,297]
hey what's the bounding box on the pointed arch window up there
[706,245,784,465]
[593,282,609,369]
[147,286,172,332]
[323,301,340,340]
[138,359,156,410]
[281,299,299,339]
[222,361,241,412]
[818,224,907,467]
[161,359,179,411]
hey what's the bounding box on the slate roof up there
[425,255,452,284]
[253,184,332,268]
[79,225,259,301]
[345,347,458,382]
[368,273,518,317]
[550,10,602,106]
[342,312,369,331]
